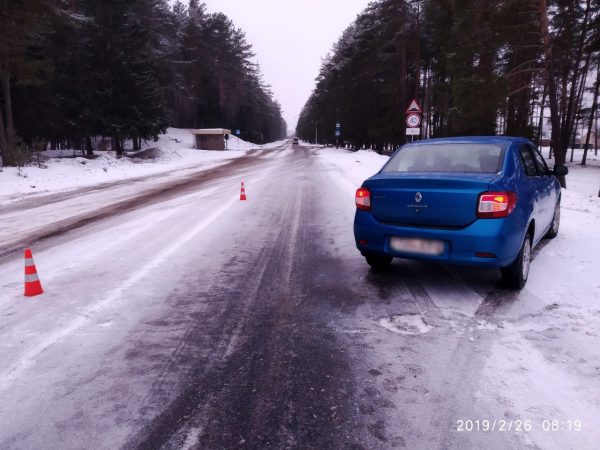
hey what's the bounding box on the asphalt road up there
[0,144,593,450]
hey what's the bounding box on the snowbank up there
[0,129,284,205]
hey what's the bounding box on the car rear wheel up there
[364,253,393,269]
[545,201,560,239]
[501,232,532,290]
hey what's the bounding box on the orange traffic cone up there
[240,181,247,201]
[24,248,44,297]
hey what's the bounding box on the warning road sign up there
[406,98,422,114]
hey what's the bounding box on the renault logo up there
[415,192,423,203]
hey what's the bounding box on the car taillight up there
[477,192,517,218]
[356,187,371,211]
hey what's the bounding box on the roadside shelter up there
[192,129,231,150]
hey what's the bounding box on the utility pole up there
[315,123,318,145]
[336,108,340,148]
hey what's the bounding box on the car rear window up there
[382,143,505,174]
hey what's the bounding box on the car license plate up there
[390,237,444,255]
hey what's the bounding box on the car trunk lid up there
[365,173,498,228]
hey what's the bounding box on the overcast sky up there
[195,0,373,133]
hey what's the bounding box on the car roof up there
[406,136,531,146]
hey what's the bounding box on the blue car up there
[353,136,568,289]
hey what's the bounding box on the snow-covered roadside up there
[543,146,600,197]
[0,128,286,205]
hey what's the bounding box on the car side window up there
[529,145,550,175]
[519,145,538,177]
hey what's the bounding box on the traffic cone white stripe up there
[25,273,40,283]
[25,258,34,266]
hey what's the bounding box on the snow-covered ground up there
[0,140,599,449]
[0,128,287,205]
[544,146,600,196]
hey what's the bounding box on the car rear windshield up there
[382,143,505,174]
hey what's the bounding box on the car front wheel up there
[545,201,560,239]
[501,232,532,290]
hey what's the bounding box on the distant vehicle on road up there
[354,136,568,289]
[292,137,299,145]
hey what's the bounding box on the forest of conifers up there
[0,0,287,166]
[297,0,600,175]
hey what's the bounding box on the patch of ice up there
[378,313,434,335]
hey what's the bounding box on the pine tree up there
[0,0,54,165]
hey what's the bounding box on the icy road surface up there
[0,143,599,450]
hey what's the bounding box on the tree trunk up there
[560,0,591,159]
[218,50,225,110]
[569,52,591,162]
[424,67,431,138]
[111,136,117,155]
[399,5,407,144]
[595,105,598,156]
[582,67,600,166]
[414,1,421,100]
[85,136,92,154]
[115,136,124,156]
[85,136,94,157]
[0,104,7,163]
[536,83,547,151]
[539,0,566,187]
[1,66,16,166]
[569,118,578,162]
[2,70,14,140]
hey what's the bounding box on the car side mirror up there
[552,165,568,176]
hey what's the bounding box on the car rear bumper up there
[354,211,526,267]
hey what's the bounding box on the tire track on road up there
[0,149,283,260]
[127,149,357,450]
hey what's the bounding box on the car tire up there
[500,232,532,290]
[545,201,560,239]
[364,253,393,269]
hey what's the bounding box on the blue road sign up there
[235,129,241,135]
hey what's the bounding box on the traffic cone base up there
[24,248,44,297]
[240,181,247,201]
